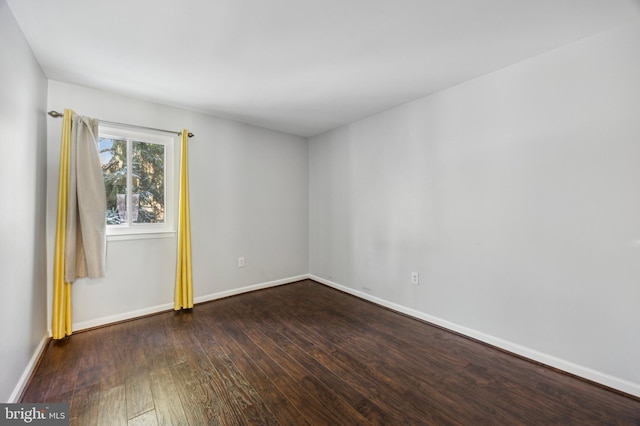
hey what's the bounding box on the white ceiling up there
[7,0,640,137]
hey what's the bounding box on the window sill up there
[107,231,176,242]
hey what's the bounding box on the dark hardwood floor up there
[21,280,640,425]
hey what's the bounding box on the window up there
[98,125,176,237]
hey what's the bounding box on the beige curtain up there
[174,129,193,310]
[66,115,107,281]
[52,110,107,339]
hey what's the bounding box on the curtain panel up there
[174,129,194,310]
[52,109,107,339]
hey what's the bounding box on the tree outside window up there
[98,126,175,236]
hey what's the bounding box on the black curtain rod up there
[47,111,194,138]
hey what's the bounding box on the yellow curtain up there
[175,129,193,310]
[52,109,74,339]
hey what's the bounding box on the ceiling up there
[7,0,640,137]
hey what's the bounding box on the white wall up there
[309,22,640,396]
[46,81,309,330]
[0,0,48,402]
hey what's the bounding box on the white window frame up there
[99,124,177,240]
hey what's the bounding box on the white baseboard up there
[72,274,310,332]
[194,274,310,305]
[73,302,174,332]
[9,335,49,403]
[63,273,640,398]
[309,274,640,399]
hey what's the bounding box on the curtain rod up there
[47,111,194,138]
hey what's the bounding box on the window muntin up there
[98,125,175,236]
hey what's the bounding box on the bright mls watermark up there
[1,404,69,425]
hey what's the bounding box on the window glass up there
[98,126,175,237]
[132,141,165,224]
[99,137,128,225]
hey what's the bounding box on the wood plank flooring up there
[21,280,640,425]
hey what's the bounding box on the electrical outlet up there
[411,272,419,285]
[238,257,245,267]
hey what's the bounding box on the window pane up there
[99,137,127,224]
[132,141,165,224]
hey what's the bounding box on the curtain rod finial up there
[188,132,194,138]
[48,110,64,118]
